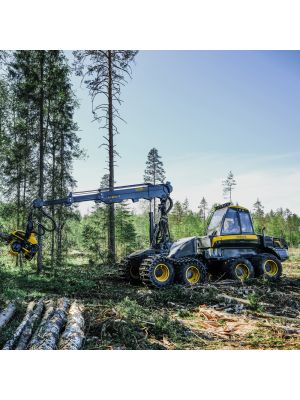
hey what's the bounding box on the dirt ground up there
[0,252,300,350]
[82,256,300,350]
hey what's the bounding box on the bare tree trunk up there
[3,301,36,350]
[107,50,116,264]
[58,301,85,350]
[28,299,55,348]
[29,298,69,350]
[0,303,16,330]
[37,51,45,274]
[56,131,65,268]
[51,138,56,270]
[15,299,44,350]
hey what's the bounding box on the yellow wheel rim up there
[186,266,200,284]
[154,263,170,282]
[235,263,250,280]
[263,260,278,276]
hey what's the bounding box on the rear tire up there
[140,255,175,289]
[226,258,255,282]
[253,253,282,281]
[177,258,207,286]
[119,257,141,284]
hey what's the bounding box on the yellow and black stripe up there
[211,234,258,247]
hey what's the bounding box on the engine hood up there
[168,236,198,259]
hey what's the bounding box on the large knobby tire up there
[176,258,207,286]
[118,257,141,284]
[253,253,282,281]
[226,258,255,282]
[139,256,175,289]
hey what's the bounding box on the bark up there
[3,301,36,350]
[37,51,45,274]
[29,298,70,350]
[28,299,55,348]
[15,299,44,350]
[56,131,65,267]
[51,138,56,269]
[58,301,85,350]
[0,303,16,330]
[107,50,115,264]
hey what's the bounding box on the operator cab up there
[206,203,254,237]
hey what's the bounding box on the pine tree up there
[253,198,265,233]
[222,171,237,202]
[144,148,166,184]
[144,147,166,220]
[74,50,138,264]
[198,197,208,222]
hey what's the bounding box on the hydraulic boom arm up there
[32,182,172,208]
[0,182,173,261]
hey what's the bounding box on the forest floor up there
[0,249,300,350]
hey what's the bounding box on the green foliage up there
[144,147,166,184]
[169,200,206,240]
[247,292,264,312]
[0,262,99,301]
[252,200,300,246]
[81,203,137,263]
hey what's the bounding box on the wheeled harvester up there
[0,181,289,289]
[119,202,289,288]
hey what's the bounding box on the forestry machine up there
[0,182,289,289]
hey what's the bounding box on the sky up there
[69,51,300,215]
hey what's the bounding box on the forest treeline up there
[0,50,299,269]
[62,198,300,263]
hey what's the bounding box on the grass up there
[0,249,300,350]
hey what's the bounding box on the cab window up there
[206,208,227,235]
[222,208,241,234]
[239,210,254,233]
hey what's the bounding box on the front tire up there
[226,258,255,282]
[139,256,175,289]
[177,258,207,285]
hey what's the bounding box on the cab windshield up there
[206,208,227,235]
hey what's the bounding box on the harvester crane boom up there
[32,182,172,208]
[0,182,173,261]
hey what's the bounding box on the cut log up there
[0,303,16,330]
[30,298,70,350]
[58,301,85,350]
[15,299,44,350]
[3,301,36,350]
[28,299,55,349]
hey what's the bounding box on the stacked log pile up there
[0,298,85,350]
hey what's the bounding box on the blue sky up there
[70,51,300,214]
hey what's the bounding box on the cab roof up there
[214,202,249,212]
